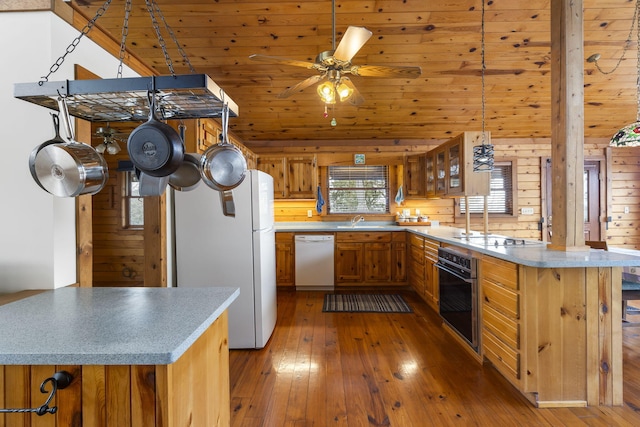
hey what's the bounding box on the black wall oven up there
[436,247,478,352]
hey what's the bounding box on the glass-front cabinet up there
[426,131,490,198]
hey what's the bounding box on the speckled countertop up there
[0,287,239,366]
[275,222,640,268]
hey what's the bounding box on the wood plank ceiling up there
[70,0,639,148]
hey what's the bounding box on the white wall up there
[0,11,137,293]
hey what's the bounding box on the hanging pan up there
[32,97,108,197]
[200,103,247,191]
[168,125,202,191]
[128,90,184,177]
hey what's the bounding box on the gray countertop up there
[0,287,239,366]
[275,222,640,268]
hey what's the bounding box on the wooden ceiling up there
[69,0,639,147]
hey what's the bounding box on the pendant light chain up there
[481,0,486,142]
[116,0,132,79]
[473,0,494,171]
[591,1,638,76]
[636,0,640,122]
[39,0,113,85]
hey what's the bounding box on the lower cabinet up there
[479,255,521,387]
[408,233,439,310]
[275,233,295,287]
[335,231,406,286]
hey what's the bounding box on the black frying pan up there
[127,91,184,177]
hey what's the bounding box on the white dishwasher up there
[294,235,335,291]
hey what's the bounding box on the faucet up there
[351,215,365,226]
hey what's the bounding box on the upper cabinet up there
[427,131,490,198]
[257,154,317,199]
[403,154,426,198]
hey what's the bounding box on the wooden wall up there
[254,138,640,250]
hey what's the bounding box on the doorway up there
[543,158,604,242]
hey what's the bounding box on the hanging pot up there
[32,98,108,197]
[128,91,184,177]
[200,103,247,191]
[29,113,66,191]
[138,169,170,197]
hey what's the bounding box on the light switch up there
[307,209,313,218]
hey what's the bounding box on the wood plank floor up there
[229,290,640,426]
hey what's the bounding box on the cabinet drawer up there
[483,329,520,380]
[409,234,425,249]
[482,303,519,350]
[482,256,518,290]
[336,231,391,243]
[482,279,519,319]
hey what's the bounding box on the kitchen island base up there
[0,312,230,427]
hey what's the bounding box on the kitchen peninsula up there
[277,223,640,407]
[0,287,238,426]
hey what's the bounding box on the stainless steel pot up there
[128,91,184,177]
[32,97,108,197]
[29,113,66,191]
[138,169,169,197]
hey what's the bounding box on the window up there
[123,171,144,228]
[459,161,515,215]
[328,165,389,214]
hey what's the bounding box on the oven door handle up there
[435,263,473,284]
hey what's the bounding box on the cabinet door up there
[364,242,392,282]
[404,154,426,198]
[287,155,317,199]
[434,148,446,196]
[391,241,407,283]
[446,137,463,196]
[257,156,287,198]
[425,152,436,198]
[275,233,294,287]
[335,243,364,283]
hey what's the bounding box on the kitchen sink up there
[336,225,388,229]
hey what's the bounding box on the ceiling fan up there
[249,2,422,105]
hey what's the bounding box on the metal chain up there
[481,0,486,142]
[636,0,640,122]
[593,0,639,75]
[144,0,175,76]
[117,0,132,78]
[39,0,113,85]
[151,0,196,73]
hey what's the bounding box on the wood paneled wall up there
[255,138,640,250]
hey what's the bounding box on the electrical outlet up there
[307,209,313,218]
[624,206,630,214]
[415,209,420,216]
[521,207,534,215]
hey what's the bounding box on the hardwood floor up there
[229,290,640,426]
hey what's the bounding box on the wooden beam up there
[549,0,588,251]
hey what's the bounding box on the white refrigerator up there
[173,170,277,349]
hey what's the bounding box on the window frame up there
[122,170,144,229]
[454,158,518,220]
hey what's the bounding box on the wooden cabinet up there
[423,238,439,309]
[479,256,521,386]
[335,232,406,286]
[257,154,317,199]
[275,232,295,287]
[425,152,437,198]
[408,233,439,310]
[404,154,426,198]
[426,131,490,198]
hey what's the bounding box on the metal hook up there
[0,371,73,416]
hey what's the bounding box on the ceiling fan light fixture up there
[106,140,122,155]
[317,81,336,104]
[95,142,107,154]
[336,80,354,102]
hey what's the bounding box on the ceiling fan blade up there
[333,26,373,62]
[350,64,422,78]
[340,77,365,106]
[278,75,325,98]
[249,54,317,69]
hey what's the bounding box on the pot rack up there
[14,74,238,122]
[12,0,238,122]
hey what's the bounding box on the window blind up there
[328,165,389,214]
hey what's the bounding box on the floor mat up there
[322,294,412,313]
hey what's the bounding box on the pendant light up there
[473,0,494,172]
